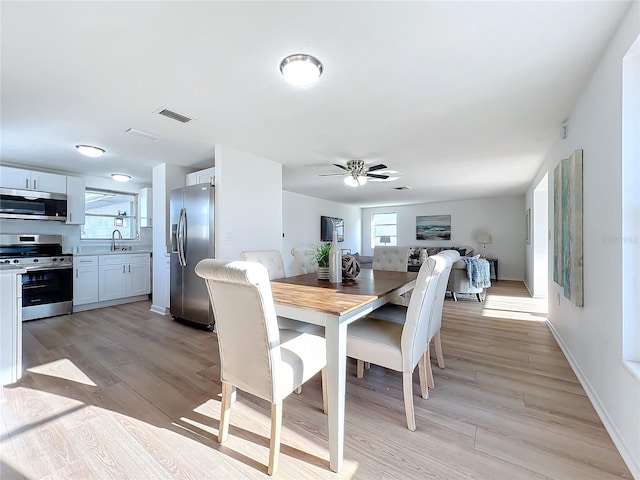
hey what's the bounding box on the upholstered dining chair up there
[372,246,411,307]
[239,249,286,280]
[365,250,458,391]
[346,255,446,431]
[290,245,318,275]
[195,259,327,476]
[240,249,322,336]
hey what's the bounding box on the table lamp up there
[478,234,492,258]
[379,235,391,246]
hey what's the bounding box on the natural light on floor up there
[26,358,97,386]
[481,292,548,322]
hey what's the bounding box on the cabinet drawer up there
[73,255,98,266]
[99,254,127,265]
[126,253,150,264]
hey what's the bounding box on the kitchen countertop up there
[69,249,153,256]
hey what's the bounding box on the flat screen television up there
[321,216,344,242]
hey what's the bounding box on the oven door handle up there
[21,265,73,271]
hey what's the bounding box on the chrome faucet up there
[111,229,123,251]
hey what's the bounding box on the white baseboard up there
[150,304,170,315]
[546,320,640,479]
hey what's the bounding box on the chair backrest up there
[401,255,446,371]
[430,250,460,337]
[195,259,281,402]
[239,250,286,280]
[373,246,410,272]
[290,246,318,275]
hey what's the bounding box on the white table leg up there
[325,318,347,473]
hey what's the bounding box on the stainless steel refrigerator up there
[170,184,215,329]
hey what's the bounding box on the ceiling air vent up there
[393,186,412,190]
[124,128,160,141]
[155,107,193,123]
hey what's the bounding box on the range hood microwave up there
[0,188,68,221]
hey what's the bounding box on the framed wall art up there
[416,215,451,240]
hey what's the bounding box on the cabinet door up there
[195,167,215,185]
[0,166,30,190]
[66,176,86,224]
[73,266,99,305]
[127,262,150,296]
[99,264,127,301]
[31,171,67,193]
[139,187,152,227]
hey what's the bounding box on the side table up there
[485,258,498,281]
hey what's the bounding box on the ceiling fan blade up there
[366,173,389,179]
[333,163,349,171]
[366,164,387,172]
[319,173,348,176]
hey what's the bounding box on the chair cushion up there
[276,329,326,401]
[347,318,403,371]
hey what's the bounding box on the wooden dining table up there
[271,268,418,472]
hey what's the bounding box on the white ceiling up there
[0,1,631,207]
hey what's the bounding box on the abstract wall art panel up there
[553,149,584,307]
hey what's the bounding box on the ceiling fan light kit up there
[344,175,367,187]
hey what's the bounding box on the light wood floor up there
[0,281,632,479]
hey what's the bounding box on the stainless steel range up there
[0,234,72,321]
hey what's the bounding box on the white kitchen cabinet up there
[139,187,152,227]
[98,253,150,302]
[1,267,24,390]
[186,167,215,186]
[66,176,86,225]
[0,166,66,193]
[73,256,99,305]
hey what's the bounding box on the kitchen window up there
[81,188,139,240]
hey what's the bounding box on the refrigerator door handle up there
[177,208,187,267]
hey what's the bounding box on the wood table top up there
[271,269,417,317]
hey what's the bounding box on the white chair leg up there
[268,401,283,476]
[434,330,445,368]
[425,345,434,389]
[452,292,458,301]
[321,367,328,414]
[365,362,371,369]
[294,386,302,394]
[357,359,364,378]
[417,354,429,399]
[218,381,232,443]
[402,372,416,431]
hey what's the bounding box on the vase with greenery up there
[314,243,331,279]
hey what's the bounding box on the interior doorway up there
[533,173,549,298]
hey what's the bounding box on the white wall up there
[214,145,282,261]
[282,191,362,275]
[525,4,640,477]
[362,196,525,281]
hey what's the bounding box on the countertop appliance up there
[0,234,72,321]
[169,184,215,329]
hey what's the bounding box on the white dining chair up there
[372,246,411,308]
[195,259,327,476]
[365,250,458,390]
[346,255,446,431]
[240,249,322,337]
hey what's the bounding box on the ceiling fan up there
[319,160,390,187]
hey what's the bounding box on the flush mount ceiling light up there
[75,144,105,158]
[344,175,367,188]
[280,54,323,86]
[111,173,131,182]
